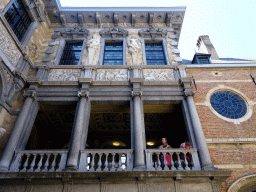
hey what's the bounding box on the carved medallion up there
[48,69,81,81]
[96,69,128,81]
[143,69,175,81]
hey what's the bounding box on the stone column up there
[132,91,146,171]
[180,77,215,170]
[0,91,36,171]
[186,96,214,170]
[65,91,89,170]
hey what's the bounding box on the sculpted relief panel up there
[0,21,22,66]
[96,69,128,81]
[48,69,81,81]
[143,69,175,81]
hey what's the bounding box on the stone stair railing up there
[145,148,201,171]
[78,149,133,172]
[9,150,68,172]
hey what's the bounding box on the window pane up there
[59,41,83,65]
[103,42,123,65]
[145,42,166,65]
[4,0,32,41]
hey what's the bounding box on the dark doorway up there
[26,104,76,150]
[87,102,131,149]
[144,104,189,149]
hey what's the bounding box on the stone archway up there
[227,174,256,192]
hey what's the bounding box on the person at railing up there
[179,141,192,168]
[158,137,172,168]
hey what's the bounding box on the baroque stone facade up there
[0,1,255,192]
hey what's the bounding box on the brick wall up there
[187,67,256,191]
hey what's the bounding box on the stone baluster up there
[57,152,68,172]
[89,153,95,172]
[176,153,183,171]
[20,154,29,172]
[42,154,50,172]
[27,154,36,172]
[96,153,102,172]
[110,153,116,171]
[156,152,162,171]
[117,153,123,171]
[170,153,175,171]
[103,153,109,172]
[184,152,190,170]
[34,154,43,172]
[65,91,89,170]
[163,152,169,171]
[0,91,36,171]
[49,154,57,172]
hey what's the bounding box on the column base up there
[63,165,78,172]
[202,164,218,171]
[133,166,147,171]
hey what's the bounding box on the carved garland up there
[138,27,167,40]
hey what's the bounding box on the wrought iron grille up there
[145,42,166,65]
[103,42,123,65]
[4,0,32,41]
[59,41,83,65]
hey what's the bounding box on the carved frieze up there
[138,27,167,40]
[95,69,128,81]
[99,28,128,38]
[143,69,175,81]
[48,69,81,81]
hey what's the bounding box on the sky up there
[60,0,256,60]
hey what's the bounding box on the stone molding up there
[99,28,128,38]
[56,27,89,40]
[227,174,256,192]
[205,85,253,124]
[138,27,167,40]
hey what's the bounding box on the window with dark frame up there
[4,0,32,41]
[197,56,210,64]
[59,41,83,65]
[145,42,166,65]
[103,42,123,65]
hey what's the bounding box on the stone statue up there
[127,36,140,65]
[84,34,100,65]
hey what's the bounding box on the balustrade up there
[79,149,133,172]
[9,150,68,172]
[145,149,201,171]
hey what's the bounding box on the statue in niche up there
[83,34,100,65]
[127,36,140,65]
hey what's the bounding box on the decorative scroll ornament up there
[143,69,175,81]
[138,27,167,40]
[78,90,89,98]
[96,69,128,81]
[127,36,141,65]
[48,69,81,81]
[57,27,89,40]
[99,28,128,38]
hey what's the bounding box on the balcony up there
[6,148,200,173]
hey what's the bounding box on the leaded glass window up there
[210,91,247,119]
[4,0,32,41]
[145,42,166,65]
[59,41,83,65]
[103,42,123,65]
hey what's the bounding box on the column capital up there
[78,90,89,98]
[23,90,37,99]
[132,90,142,98]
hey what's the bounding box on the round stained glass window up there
[210,91,247,119]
